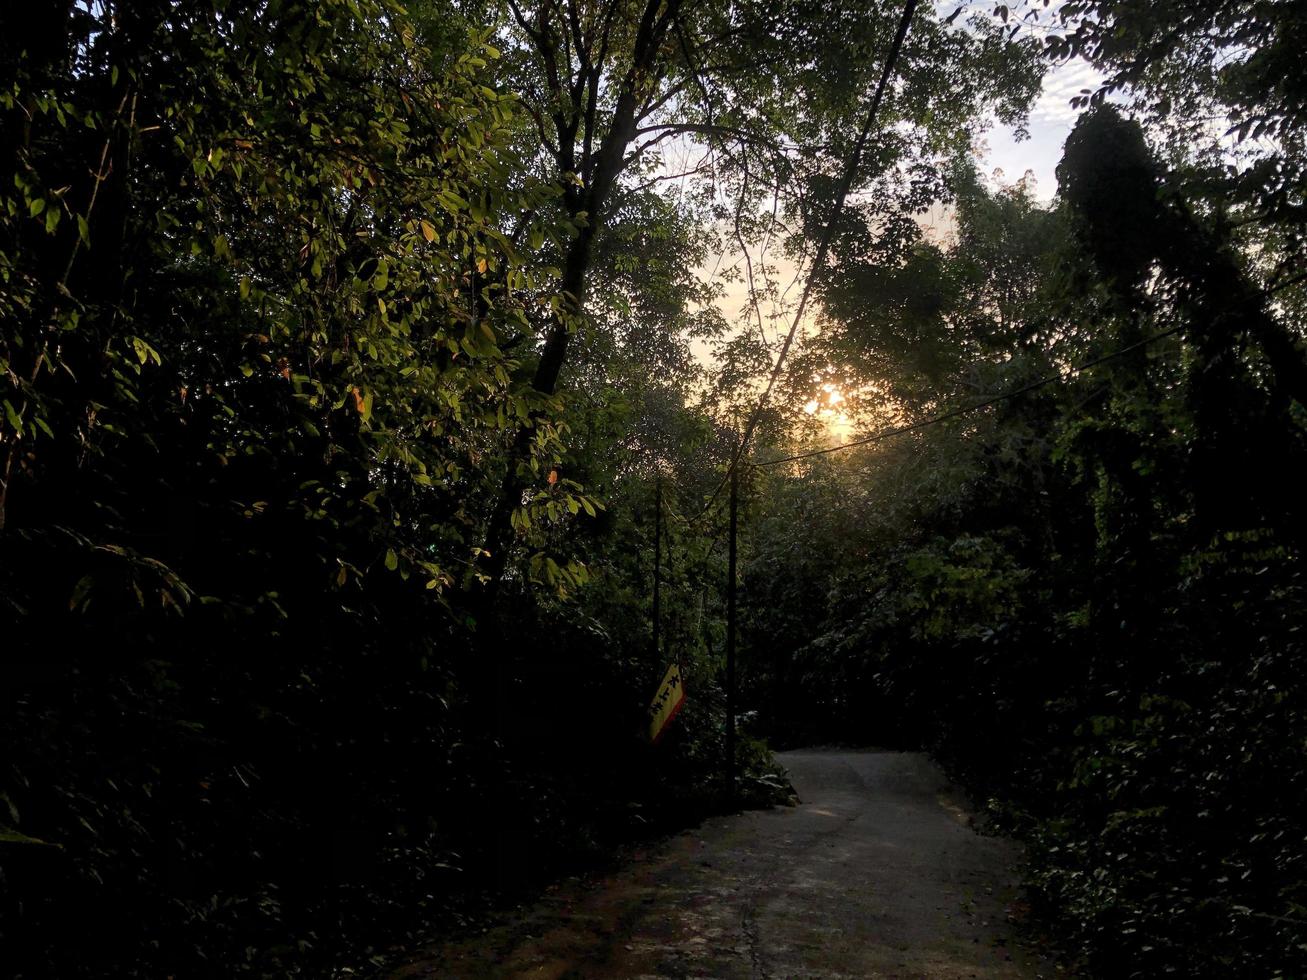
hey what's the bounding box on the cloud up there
[1030,58,1106,126]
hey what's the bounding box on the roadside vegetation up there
[2,1,1304,976]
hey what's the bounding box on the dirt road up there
[393,750,1058,979]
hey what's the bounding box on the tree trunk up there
[475,216,597,596]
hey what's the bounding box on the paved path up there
[393,750,1058,979]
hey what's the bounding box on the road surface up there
[392,750,1059,979]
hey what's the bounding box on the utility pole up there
[725,458,738,797]
[652,473,662,661]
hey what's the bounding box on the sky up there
[980,56,1105,199]
[688,47,1107,386]
[700,54,1105,344]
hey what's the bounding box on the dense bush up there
[741,122,1307,975]
[0,3,783,974]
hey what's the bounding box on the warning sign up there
[647,662,686,743]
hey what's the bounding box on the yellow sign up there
[648,662,686,743]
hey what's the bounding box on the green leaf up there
[3,400,22,435]
[0,828,60,848]
[131,337,153,365]
[69,575,94,611]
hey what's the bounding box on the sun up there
[803,384,855,440]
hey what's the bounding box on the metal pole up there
[725,459,738,797]
[652,474,662,661]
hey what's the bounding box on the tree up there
[1060,107,1307,538]
[1047,0,1307,301]
[0,2,581,973]
[735,95,1307,977]
[471,0,1044,586]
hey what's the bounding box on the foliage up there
[0,0,804,974]
[1047,0,1307,299]
[739,101,1307,975]
[0,0,669,974]
[14,0,1302,978]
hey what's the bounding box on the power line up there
[754,323,1188,467]
[690,0,922,526]
[731,0,920,464]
